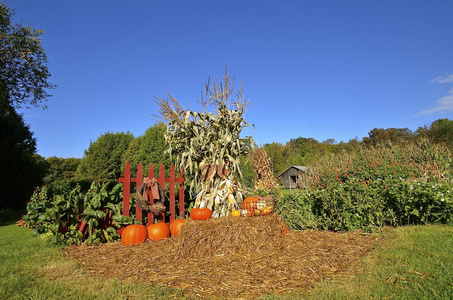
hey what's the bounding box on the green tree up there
[362,127,414,147]
[44,156,81,184]
[425,118,453,149]
[77,131,134,181]
[240,154,255,189]
[122,136,142,174]
[122,123,174,176]
[0,3,55,209]
[288,137,322,166]
[264,142,287,176]
[0,3,55,111]
[138,123,173,175]
[0,105,45,209]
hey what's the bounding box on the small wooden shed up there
[278,166,310,189]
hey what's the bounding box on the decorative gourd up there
[169,219,186,236]
[242,196,258,217]
[147,222,170,241]
[190,207,212,220]
[121,224,148,246]
[261,207,273,216]
[230,210,241,217]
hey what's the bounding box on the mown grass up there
[1,218,452,299]
[289,224,453,300]
[0,223,184,299]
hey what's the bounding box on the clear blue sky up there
[8,0,453,158]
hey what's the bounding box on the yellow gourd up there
[230,210,241,217]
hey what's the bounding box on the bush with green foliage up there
[77,131,134,181]
[44,156,81,184]
[277,178,453,232]
[122,123,174,176]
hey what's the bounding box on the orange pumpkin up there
[242,196,258,217]
[147,222,170,241]
[190,207,212,220]
[121,224,148,246]
[169,219,186,236]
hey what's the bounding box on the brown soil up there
[64,214,380,299]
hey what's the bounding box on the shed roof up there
[277,166,310,177]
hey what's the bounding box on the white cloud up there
[430,74,453,84]
[417,87,453,116]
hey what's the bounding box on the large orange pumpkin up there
[169,219,186,236]
[147,222,170,241]
[121,224,148,246]
[190,207,212,220]
[242,196,258,217]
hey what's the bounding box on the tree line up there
[263,118,453,177]
[38,117,453,189]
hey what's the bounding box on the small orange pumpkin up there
[121,224,148,246]
[169,219,186,236]
[242,196,258,217]
[190,207,212,220]
[147,222,170,241]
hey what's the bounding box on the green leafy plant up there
[81,181,134,245]
[24,181,134,245]
[24,185,82,244]
[382,179,453,226]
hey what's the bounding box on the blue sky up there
[8,0,453,158]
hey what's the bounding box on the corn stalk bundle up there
[252,148,278,191]
[153,68,254,217]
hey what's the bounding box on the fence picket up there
[119,161,131,217]
[147,163,155,223]
[136,162,143,222]
[158,163,165,222]
[179,167,185,218]
[169,164,176,222]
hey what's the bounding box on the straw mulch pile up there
[64,214,380,299]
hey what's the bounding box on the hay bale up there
[175,213,286,259]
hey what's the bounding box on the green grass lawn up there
[0,221,183,300]
[1,217,452,299]
[295,225,453,300]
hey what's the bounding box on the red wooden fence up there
[119,161,185,225]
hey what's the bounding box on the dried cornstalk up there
[252,148,278,191]
[153,68,254,217]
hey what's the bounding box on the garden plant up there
[277,140,453,232]
[23,181,134,245]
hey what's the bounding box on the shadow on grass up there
[0,209,26,226]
